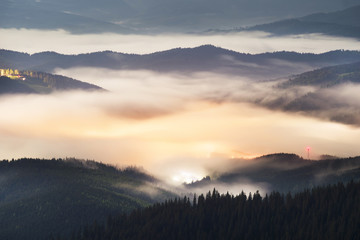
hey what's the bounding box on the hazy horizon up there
[2,29,360,55]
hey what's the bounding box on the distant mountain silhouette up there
[1,0,359,33]
[0,2,132,34]
[246,5,360,39]
[2,46,360,80]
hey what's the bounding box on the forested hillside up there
[0,158,174,240]
[20,70,104,92]
[72,181,360,240]
[0,76,37,94]
[0,69,103,94]
[186,154,360,193]
[281,61,360,88]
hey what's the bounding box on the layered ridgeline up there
[2,47,360,79]
[2,47,360,126]
[248,5,360,39]
[209,5,360,39]
[0,69,103,94]
[1,0,358,33]
[0,158,175,240]
[72,181,360,240]
[264,61,360,126]
[186,154,360,193]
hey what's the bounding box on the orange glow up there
[1,70,360,183]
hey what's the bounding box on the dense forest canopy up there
[70,180,360,240]
[0,158,174,240]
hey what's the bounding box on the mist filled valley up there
[1,1,360,239]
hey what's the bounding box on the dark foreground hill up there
[0,158,175,240]
[187,154,360,193]
[72,180,360,240]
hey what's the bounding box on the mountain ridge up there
[1,0,359,33]
[247,5,360,39]
[2,47,360,80]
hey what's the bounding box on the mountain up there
[2,47,359,126]
[255,61,360,126]
[0,158,175,240]
[1,0,359,33]
[247,5,360,39]
[281,61,360,88]
[1,156,359,239]
[0,69,103,94]
[186,153,360,193]
[0,1,132,34]
[2,47,360,80]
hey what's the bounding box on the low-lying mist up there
[1,29,360,55]
[1,68,360,186]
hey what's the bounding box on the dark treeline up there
[71,181,360,240]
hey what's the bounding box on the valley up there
[1,1,360,239]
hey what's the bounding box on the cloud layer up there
[1,29,360,55]
[1,68,360,185]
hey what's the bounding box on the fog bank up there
[1,29,360,55]
[1,69,360,184]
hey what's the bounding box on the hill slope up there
[0,76,37,94]
[0,70,103,94]
[0,158,175,240]
[186,154,360,193]
[247,5,360,39]
[281,61,360,88]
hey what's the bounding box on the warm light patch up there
[171,170,203,184]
